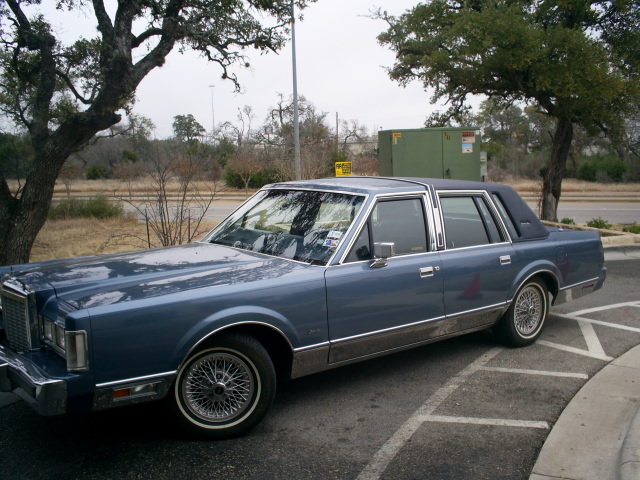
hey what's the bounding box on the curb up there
[530,346,640,480]
[621,404,640,480]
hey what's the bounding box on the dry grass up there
[31,217,217,263]
[9,178,232,197]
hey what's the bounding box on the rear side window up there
[440,195,504,249]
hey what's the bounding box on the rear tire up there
[496,279,549,347]
[171,333,276,439]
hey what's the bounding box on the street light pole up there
[208,85,215,143]
[291,1,302,180]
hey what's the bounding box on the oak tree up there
[0,0,312,265]
[377,0,640,219]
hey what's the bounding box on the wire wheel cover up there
[182,352,255,423]
[514,286,543,336]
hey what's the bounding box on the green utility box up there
[378,127,482,181]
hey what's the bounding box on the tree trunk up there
[0,147,68,265]
[540,116,574,221]
[0,118,116,266]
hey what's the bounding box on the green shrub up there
[224,167,279,189]
[49,195,124,220]
[586,217,612,230]
[560,218,576,225]
[86,165,110,180]
[623,224,640,234]
[577,155,627,183]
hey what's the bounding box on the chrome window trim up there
[336,191,432,265]
[436,189,514,249]
[490,192,519,242]
[334,248,439,267]
[202,187,369,267]
[436,240,513,253]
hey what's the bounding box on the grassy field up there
[22,176,640,263]
[31,216,217,263]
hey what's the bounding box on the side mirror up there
[371,242,395,268]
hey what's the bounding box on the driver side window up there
[346,198,428,262]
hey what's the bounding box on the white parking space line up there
[569,301,640,317]
[578,319,609,359]
[538,340,614,361]
[480,366,588,379]
[423,415,549,430]
[555,313,640,334]
[356,347,504,480]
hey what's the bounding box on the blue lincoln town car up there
[0,177,606,437]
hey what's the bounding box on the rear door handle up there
[500,255,512,266]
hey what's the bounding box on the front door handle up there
[419,266,439,278]
[500,255,512,266]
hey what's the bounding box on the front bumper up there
[0,343,67,415]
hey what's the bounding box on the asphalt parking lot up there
[1,254,638,480]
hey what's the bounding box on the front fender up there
[172,306,299,367]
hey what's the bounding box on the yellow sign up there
[335,162,352,177]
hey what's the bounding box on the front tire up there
[171,334,276,439]
[496,279,549,347]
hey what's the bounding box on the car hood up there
[4,243,308,310]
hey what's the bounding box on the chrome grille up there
[1,290,32,353]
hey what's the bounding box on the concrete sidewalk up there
[530,344,640,480]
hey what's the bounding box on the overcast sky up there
[36,0,440,139]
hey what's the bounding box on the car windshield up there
[206,189,365,265]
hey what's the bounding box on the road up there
[1,256,638,480]
[529,200,639,225]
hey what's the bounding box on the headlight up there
[39,316,89,371]
[55,324,65,349]
[43,319,54,342]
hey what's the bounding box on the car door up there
[324,196,445,365]
[436,193,518,335]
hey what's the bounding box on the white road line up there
[356,347,503,480]
[422,415,549,430]
[480,366,588,379]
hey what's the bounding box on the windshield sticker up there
[327,230,343,240]
[324,239,339,248]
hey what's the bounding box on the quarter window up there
[492,193,520,240]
